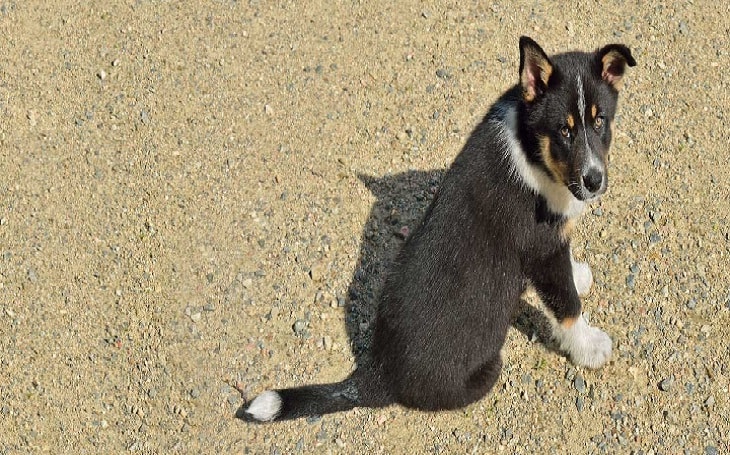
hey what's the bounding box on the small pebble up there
[293,319,308,335]
[309,263,326,282]
[574,374,586,394]
[436,68,450,79]
[610,411,624,421]
[678,21,689,35]
[396,226,410,239]
[659,377,673,391]
[316,428,328,441]
[565,368,576,381]
[576,396,584,412]
[626,274,636,289]
[306,415,321,424]
[27,268,38,283]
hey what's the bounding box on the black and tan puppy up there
[242,37,636,421]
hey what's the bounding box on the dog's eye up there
[560,126,571,138]
[594,116,605,130]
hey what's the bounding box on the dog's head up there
[518,36,636,202]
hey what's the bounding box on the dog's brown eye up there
[560,126,571,138]
[594,116,604,129]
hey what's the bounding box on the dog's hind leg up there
[465,355,503,402]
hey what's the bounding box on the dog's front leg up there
[527,247,612,369]
[570,248,593,296]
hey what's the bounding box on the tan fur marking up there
[591,104,598,119]
[521,48,553,101]
[540,61,553,82]
[561,317,577,329]
[567,114,575,129]
[602,51,625,90]
[539,136,570,185]
[523,89,535,102]
[560,218,576,243]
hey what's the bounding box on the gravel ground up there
[1,1,729,453]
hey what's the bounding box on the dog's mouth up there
[568,180,607,202]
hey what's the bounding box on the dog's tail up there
[237,369,390,422]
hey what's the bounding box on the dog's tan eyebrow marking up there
[567,114,575,128]
[591,104,598,119]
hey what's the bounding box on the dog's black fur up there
[240,37,635,421]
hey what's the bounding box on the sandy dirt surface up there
[1,1,729,453]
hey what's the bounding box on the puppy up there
[241,36,636,422]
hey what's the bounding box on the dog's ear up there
[519,36,554,102]
[596,44,636,90]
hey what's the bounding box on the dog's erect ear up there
[519,36,554,102]
[596,44,636,90]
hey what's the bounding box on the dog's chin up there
[568,185,606,203]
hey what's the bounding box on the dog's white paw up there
[555,315,612,369]
[571,259,593,296]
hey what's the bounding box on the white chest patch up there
[496,106,586,219]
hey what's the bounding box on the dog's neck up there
[498,105,586,220]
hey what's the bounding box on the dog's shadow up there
[345,170,559,370]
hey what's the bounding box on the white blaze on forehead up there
[576,75,603,174]
[576,75,590,153]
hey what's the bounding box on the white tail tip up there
[245,390,282,422]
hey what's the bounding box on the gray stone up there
[659,377,673,391]
[293,319,308,335]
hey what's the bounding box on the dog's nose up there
[582,168,603,194]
